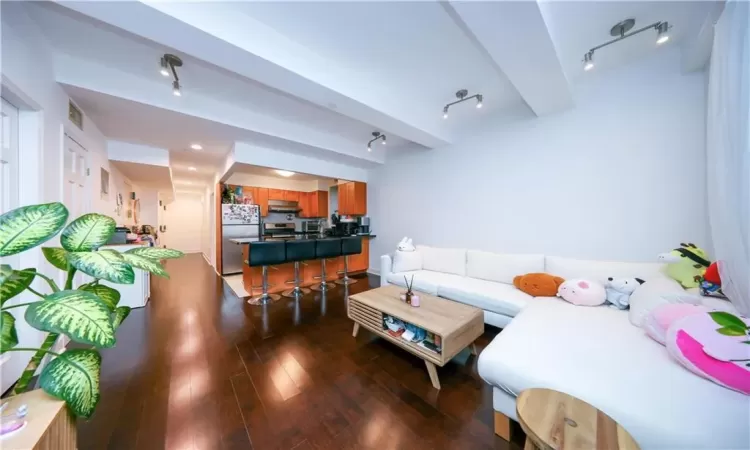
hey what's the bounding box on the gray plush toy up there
[604,277,645,309]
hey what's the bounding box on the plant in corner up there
[0,202,183,418]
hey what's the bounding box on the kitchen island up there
[230,235,373,297]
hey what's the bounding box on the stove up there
[263,222,296,238]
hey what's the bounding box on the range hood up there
[268,200,301,213]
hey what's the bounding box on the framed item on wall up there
[100,168,110,199]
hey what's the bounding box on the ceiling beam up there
[445,1,573,117]
[55,54,384,165]
[53,0,450,149]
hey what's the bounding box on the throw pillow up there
[643,303,708,345]
[392,250,423,273]
[513,273,565,297]
[628,276,693,327]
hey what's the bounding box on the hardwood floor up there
[77,253,522,449]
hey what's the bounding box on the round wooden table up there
[516,388,640,450]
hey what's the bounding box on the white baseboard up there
[367,268,380,276]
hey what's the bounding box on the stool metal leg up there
[312,259,336,292]
[282,262,311,298]
[248,266,281,305]
[335,255,358,285]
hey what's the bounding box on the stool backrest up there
[341,236,362,255]
[286,239,317,262]
[248,241,286,267]
[315,238,342,258]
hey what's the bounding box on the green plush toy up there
[657,243,711,289]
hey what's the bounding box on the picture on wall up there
[100,167,110,199]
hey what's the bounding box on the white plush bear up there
[397,237,415,252]
[605,277,645,310]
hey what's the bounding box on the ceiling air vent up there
[68,101,83,130]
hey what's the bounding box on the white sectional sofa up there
[381,246,750,449]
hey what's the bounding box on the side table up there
[516,388,640,450]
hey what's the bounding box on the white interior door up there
[163,194,204,253]
[63,135,89,294]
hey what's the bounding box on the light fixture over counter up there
[367,131,386,152]
[160,53,183,96]
[582,18,671,72]
[275,170,295,177]
[442,89,483,120]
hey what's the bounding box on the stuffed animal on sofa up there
[513,273,565,297]
[604,277,645,310]
[397,237,416,252]
[557,279,607,306]
[658,243,711,289]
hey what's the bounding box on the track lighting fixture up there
[367,131,386,151]
[442,89,483,119]
[582,19,671,72]
[160,53,183,95]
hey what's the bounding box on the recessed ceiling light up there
[188,166,197,171]
[185,181,193,185]
[190,143,202,150]
[275,170,295,177]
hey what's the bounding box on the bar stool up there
[336,236,362,285]
[282,239,316,299]
[311,238,342,292]
[247,241,286,305]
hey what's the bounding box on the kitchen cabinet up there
[313,191,328,218]
[284,190,300,202]
[254,187,269,216]
[338,182,367,216]
[268,188,285,201]
[346,238,370,273]
[299,192,310,218]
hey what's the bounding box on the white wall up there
[107,140,170,166]
[225,173,320,191]
[368,49,709,271]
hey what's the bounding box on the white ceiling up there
[110,161,172,191]
[233,165,332,182]
[19,1,714,182]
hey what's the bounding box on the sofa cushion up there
[466,250,545,284]
[417,245,467,276]
[478,298,749,450]
[386,270,466,295]
[438,278,533,317]
[545,256,665,284]
[392,250,423,273]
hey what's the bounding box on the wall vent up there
[68,101,83,130]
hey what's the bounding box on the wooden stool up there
[516,388,640,450]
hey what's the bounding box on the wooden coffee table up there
[517,388,640,450]
[348,285,484,389]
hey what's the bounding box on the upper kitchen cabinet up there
[268,188,285,201]
[284,190,300,202]
[301,191,327,218]
[254,187,269,216]
[338,182,366,216]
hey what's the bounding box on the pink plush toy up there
[644,303,709,345]
[666,313,750,395]
[557,279,606,306]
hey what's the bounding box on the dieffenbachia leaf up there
[1,268,36,305]
[0,203,69,257]
[122,254,169,279]
[60,213,115,252]
[42,247,69,271]
[0,265,13,286]
[1,311,18,354]
[81,284,120,311]
[40,349,101,418]
[68,250,134,284]
[112,306,131,330]
[25,290,116,348]
[125,247,183,260]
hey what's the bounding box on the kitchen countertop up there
[230,234,375,245]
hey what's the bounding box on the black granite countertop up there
[230,234,375,244]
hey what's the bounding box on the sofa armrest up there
[380,254,393,287]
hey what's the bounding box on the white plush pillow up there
[466,250,545,284]
[545,256,665,284]
[417,245,467,276]
[629,276,694,327]
[392,250,423,273]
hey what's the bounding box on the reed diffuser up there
[400,275,420,307]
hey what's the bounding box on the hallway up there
[77,254,513,449]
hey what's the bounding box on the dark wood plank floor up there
[77,253,521,449]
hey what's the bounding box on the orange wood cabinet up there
[255,187,269,216]
[313,191,328,218]
[299,192,310,218]
[346,238,370,273]
[284,190,300,202]
[268,188,285,201]
[338,182,366,216]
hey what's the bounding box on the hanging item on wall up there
[100,168,110,200]
[115,193,123,217]
[134,199,141,224]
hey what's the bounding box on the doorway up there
[163,194,204,253]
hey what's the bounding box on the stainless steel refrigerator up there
[221,204,260,275]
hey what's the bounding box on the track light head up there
[583,51,595,71]
[172,80,182,97]
[367,143,371,152]
[159,57,169,77]
[382,135,387,145]
[656,21,670,45]
[476,95,483,109]
[443,106,449,119]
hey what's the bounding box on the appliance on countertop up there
[334,221,359,237]
[264,222,296,238]
[357,216,371,235]
[268,200,301,214]
[302,220,322,234]
[221,204,261,275]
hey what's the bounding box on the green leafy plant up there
[0,202,183,418]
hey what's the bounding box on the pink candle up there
[411,295,420,307]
